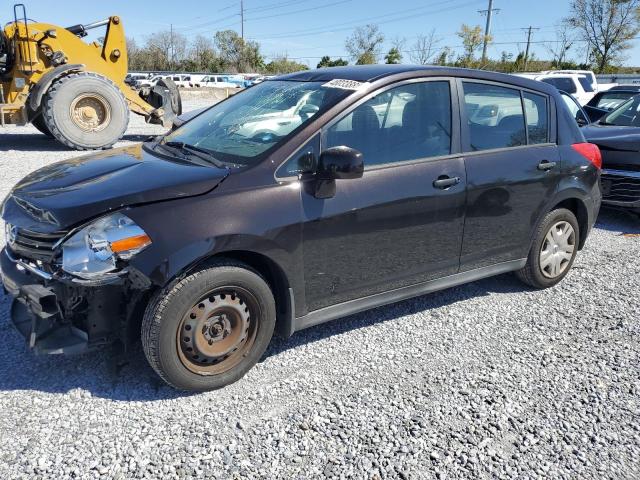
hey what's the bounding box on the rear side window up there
[462,82,526,151]
[542,77,577,94]
[577,76,594,92]
[326,81,452,167]
[523,92,549,144]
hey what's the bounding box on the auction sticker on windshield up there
[322,79,369,90]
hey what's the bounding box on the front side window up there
[463,82,526,151]
[164,80,351,166]
[325,81,452,167]
[523,92,549,144]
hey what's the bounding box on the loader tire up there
[42,72,129,150]
[30,112,54,138]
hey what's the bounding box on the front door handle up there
[537,160,557,171]
[433,176,461,189]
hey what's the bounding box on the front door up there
[300,79,467,312]
[458,80,561,271]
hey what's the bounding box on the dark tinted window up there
[577,76,594,92]
[463,82,526,151]
[326,81,452,167]
[523,92,549,144]
[542,77,577,94]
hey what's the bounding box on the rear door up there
[298,78,467,312]
[459,80,561,271]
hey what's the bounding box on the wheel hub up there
[539,220,575,279]
[69,93,111,133]
[177,291,255,374]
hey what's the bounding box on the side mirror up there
[318,146,364,180]
[298,104,320,118]
[313,146,364,199]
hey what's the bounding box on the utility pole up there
[170,23,174,71]
[479,0,499,63]
[240,0,244,40]
[522,26,540,71]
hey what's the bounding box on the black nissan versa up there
[1,65,602,391]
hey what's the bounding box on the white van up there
[514,73,595,105]
[199,75,236,89]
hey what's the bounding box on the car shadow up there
[595,207,640,234]
[0,272,524,401]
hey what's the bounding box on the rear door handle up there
[537,160,557,171]
[433,176,461,189]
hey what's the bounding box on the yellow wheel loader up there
[0,4,181,150]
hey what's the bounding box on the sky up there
[13,0,640,68]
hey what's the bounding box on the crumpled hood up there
[2,144,228,232]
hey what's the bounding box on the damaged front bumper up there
[1,247,148,355]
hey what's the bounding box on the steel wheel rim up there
[539,220,576,279]
[177,287,258,375]
[69,93,111,132]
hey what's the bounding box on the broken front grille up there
[8,227,68,262]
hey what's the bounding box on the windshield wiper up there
[163,141,227,168]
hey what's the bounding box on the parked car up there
[170,75,193,88]
[516,72,596,105]
[1,65,601,391]
[560,91,640,215]
[584,87,640,119]
[136,75,168,89]
[125,73,150,87]
[199,75,237,89]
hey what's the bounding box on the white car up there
[514,73,595,105]
[170,75,194,88]
[199,75,237,89]
[136,75,167,88]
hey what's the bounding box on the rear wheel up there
[516,208,579,289]
[142,260,276,391]
[42,72,129,150]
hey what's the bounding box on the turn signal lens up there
[111,234,152,253]
[571,142,602,169]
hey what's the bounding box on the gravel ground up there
[0,96,639,479]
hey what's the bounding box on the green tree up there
[265,56,309,74]
[214,30,264,72]
[457,24,489,67]
[385,47,402,64]
[567,0,640,72]
[345,24,384,64]
[317,56,349,68]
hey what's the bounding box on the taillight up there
[571,142,602,169]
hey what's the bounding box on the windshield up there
[163,80,351,166]
[602,96,640,126]
[594,92,636,111]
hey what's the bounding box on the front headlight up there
[62,213,151,279]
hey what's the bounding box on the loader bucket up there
[142,78,182,127]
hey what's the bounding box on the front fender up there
[29,64,85,111]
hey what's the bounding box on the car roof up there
[275,65,558,95]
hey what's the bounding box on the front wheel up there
[42,72,129,150]
[516,208,580,289]
[142,260,276,391]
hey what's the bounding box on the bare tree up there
[567,0,640,72]
[545,23,575,67]
[345,24,385,64]
[147,30,188,70]
[409,30,441,65]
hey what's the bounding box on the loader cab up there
[0,29,13,77]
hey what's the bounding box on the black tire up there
[42,72,129,150]
[141,260,276,391]
[516,208,580,289]
[27,106,54,137]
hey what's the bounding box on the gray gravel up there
[1,96,639,479]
